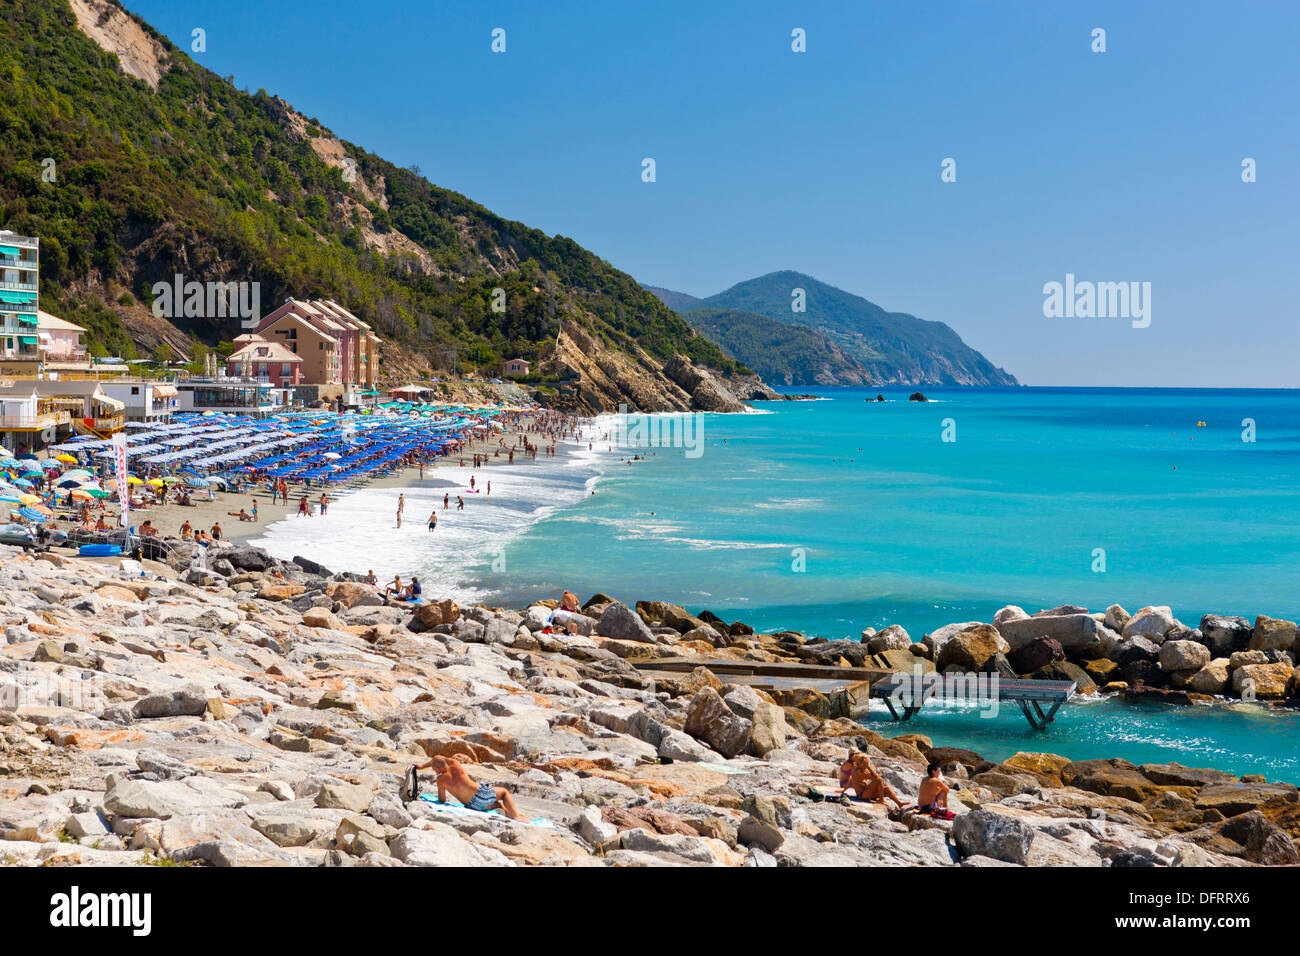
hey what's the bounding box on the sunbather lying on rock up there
[548,589,585,634]
[416,755,525,820]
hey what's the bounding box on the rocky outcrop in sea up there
[0,543,1296,867]
[863,603,1300,707]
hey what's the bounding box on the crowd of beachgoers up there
[0,404,585,558]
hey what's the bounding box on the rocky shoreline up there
[1,541,1297,867]
[856,603,1300,708]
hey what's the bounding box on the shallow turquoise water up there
[467,387,1300,780]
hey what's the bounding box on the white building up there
[98,380,179,423]
[0,380,83,453]
[174,377,294,418]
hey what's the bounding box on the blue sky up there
[123,0,1299,386]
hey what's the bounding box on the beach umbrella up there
[0,495,21,505]
[87,489,111,499]
[18,506,46,521]
[56,478,82,488]
[12,479,33,488]
[16,453,36,460]
[146,478,165,487]
[69,489,93,500]
[39,460,61,470]
[18,494,42,505]
[127,476,143,485]
[19,469,42,478]
[186,477,210,488]
[55,454,78,463]
[161,476,184,485]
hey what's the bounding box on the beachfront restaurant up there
[174,378,294,418]
[37,380,126,437]
[0,380,82,453]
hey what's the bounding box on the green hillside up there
[696,270,1018,386]
[0,0,740,379]
[683,308,872,387]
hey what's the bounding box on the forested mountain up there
[685,308,873,387]
[0,0,754,410]
[687,271,1018,386]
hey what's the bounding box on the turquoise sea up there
[486,387,1300,780]
[259,387,1300,779]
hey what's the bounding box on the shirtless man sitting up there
[414,755,525,820]
[914,763,950,813]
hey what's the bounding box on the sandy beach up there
[125,421,577,546]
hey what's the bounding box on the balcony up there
[41,348,90,363]
[0,279,38,292]
[88,415,125,432]
[0,410,71,431]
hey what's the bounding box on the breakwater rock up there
[895,604,1299,706]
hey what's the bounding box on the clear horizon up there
[122,0,1300,388]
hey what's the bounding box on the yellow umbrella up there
[127,476,143,485]
[146,479,165,487]
[19,494,42,505]
[56,454,78,463]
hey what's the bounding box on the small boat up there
[78,543,123,557]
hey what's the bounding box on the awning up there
[96,395,126,410]
[18,314,38,325]
[18,335,37,344]
[152,384,178,397]
[0,245,19,256]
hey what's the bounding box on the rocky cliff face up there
[536,323,789,415]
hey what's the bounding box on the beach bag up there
[403,765,419,802]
